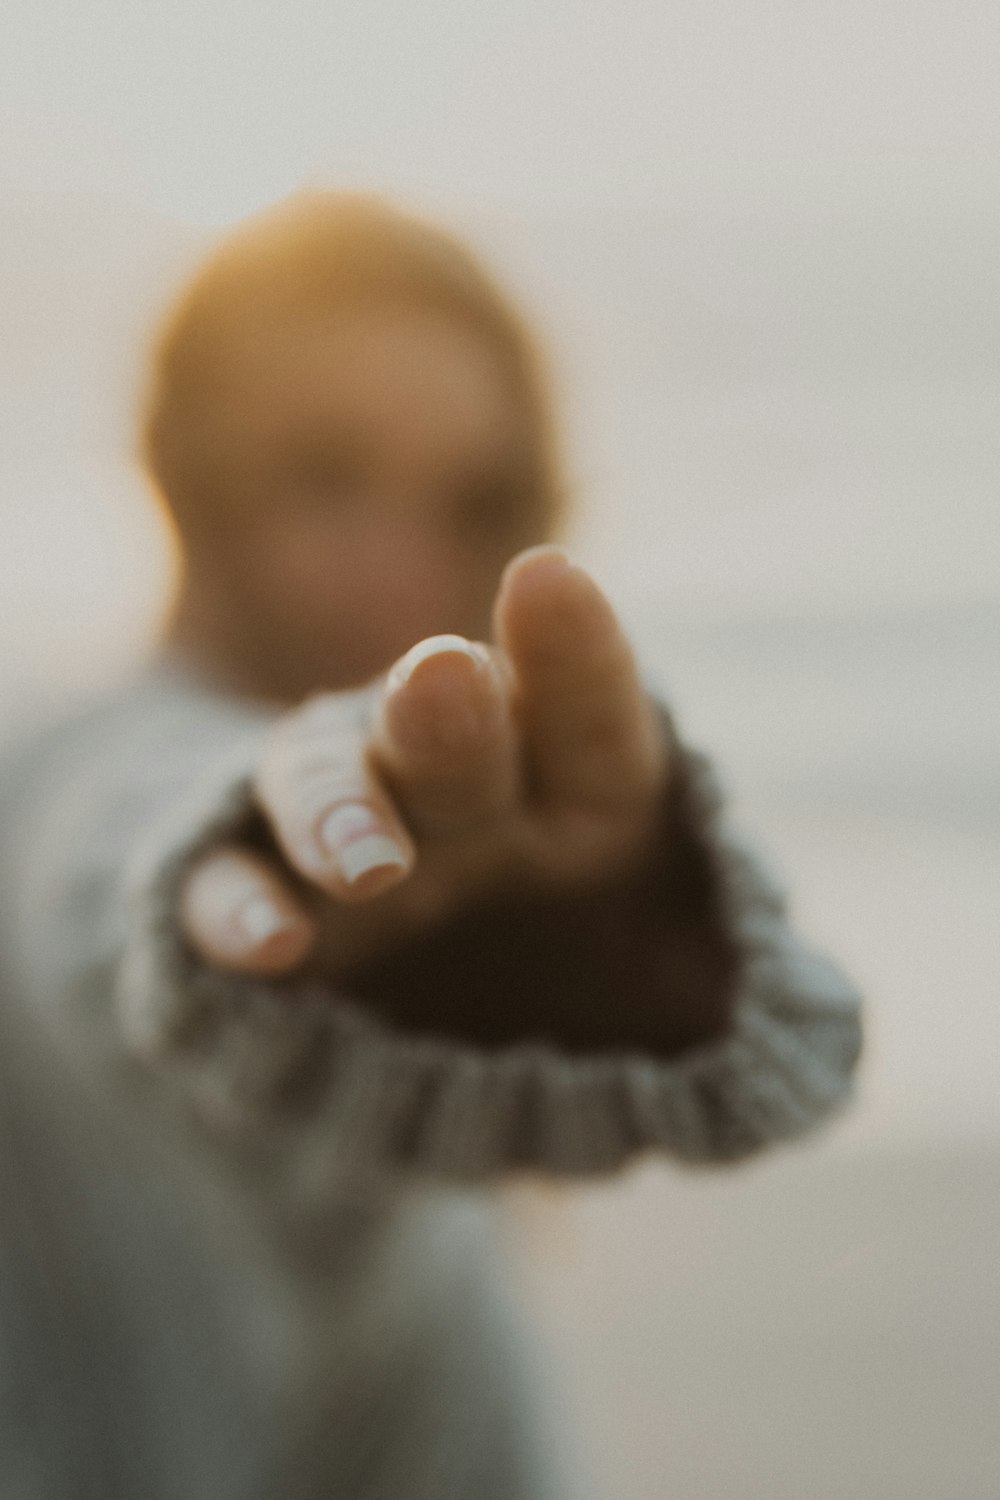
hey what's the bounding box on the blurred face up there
[175,303,549,700]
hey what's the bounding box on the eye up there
[283,440,367,502]
[292,459,359,496]
[451,468,535,543]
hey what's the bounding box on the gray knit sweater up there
[0,661,862,1499]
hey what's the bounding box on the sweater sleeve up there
[114,691,862,1192]
[1,671,862,1206]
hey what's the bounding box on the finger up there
[179,847,316,976]
[370,634,520,837]
[255,695,416,901]
[493,546,668,811]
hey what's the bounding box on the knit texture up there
[0,662,863,1499]
[103,671,863,1198]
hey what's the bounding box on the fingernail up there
[318,803,408,884]
[337,835,409,884]
[236,894,291,947]
[387,634,489,692]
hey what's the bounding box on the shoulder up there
[0,668,267,880]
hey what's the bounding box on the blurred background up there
[1,2,997,1495]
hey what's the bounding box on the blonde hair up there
[142,191,568,537]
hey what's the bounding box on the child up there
[0,193,862,1499]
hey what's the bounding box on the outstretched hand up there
[179,546,671,979]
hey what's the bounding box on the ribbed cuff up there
[115,741,862,1187]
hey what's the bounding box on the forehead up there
[218,303,524,470]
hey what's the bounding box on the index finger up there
[493,547,668,812]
